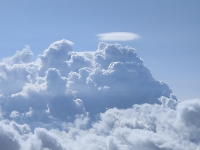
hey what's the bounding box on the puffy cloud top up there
[38,39,73,75]
[2,46,33,65]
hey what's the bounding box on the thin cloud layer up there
[97,32,140,41]
[0,39,199,149]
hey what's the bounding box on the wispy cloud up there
[96,32,141,41]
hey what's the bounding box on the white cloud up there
[0,39,199,149]
[0,39,174,122]
[97,32,141,41]
[2,45,33,66]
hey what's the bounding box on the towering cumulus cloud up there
[0,39,199,149]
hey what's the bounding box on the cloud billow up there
[0,39,199,149]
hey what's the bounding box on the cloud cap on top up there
[97,32,141,41]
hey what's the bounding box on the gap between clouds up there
[96,32,141,41]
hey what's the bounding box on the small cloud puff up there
[97,32,141,41]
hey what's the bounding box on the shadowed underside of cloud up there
[0,39,199,149]
[97,32,141,41]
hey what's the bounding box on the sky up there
[0,1,200,149]
[0,0,199,101]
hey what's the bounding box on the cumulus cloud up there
[97,32,141,41]
[0,39,199,149]
[0,39,173,121]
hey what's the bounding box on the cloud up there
[0,39,199,149]
[2,45,33,66]
[0,98,200,149]
[0,39,173,122]
[97,32,141,41]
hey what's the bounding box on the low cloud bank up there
[0,99,200,150]
[0,39,199,149]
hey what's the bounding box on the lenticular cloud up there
[0,39,199,150]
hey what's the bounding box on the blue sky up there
[0,0,200,101]
[1,1,200,149]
